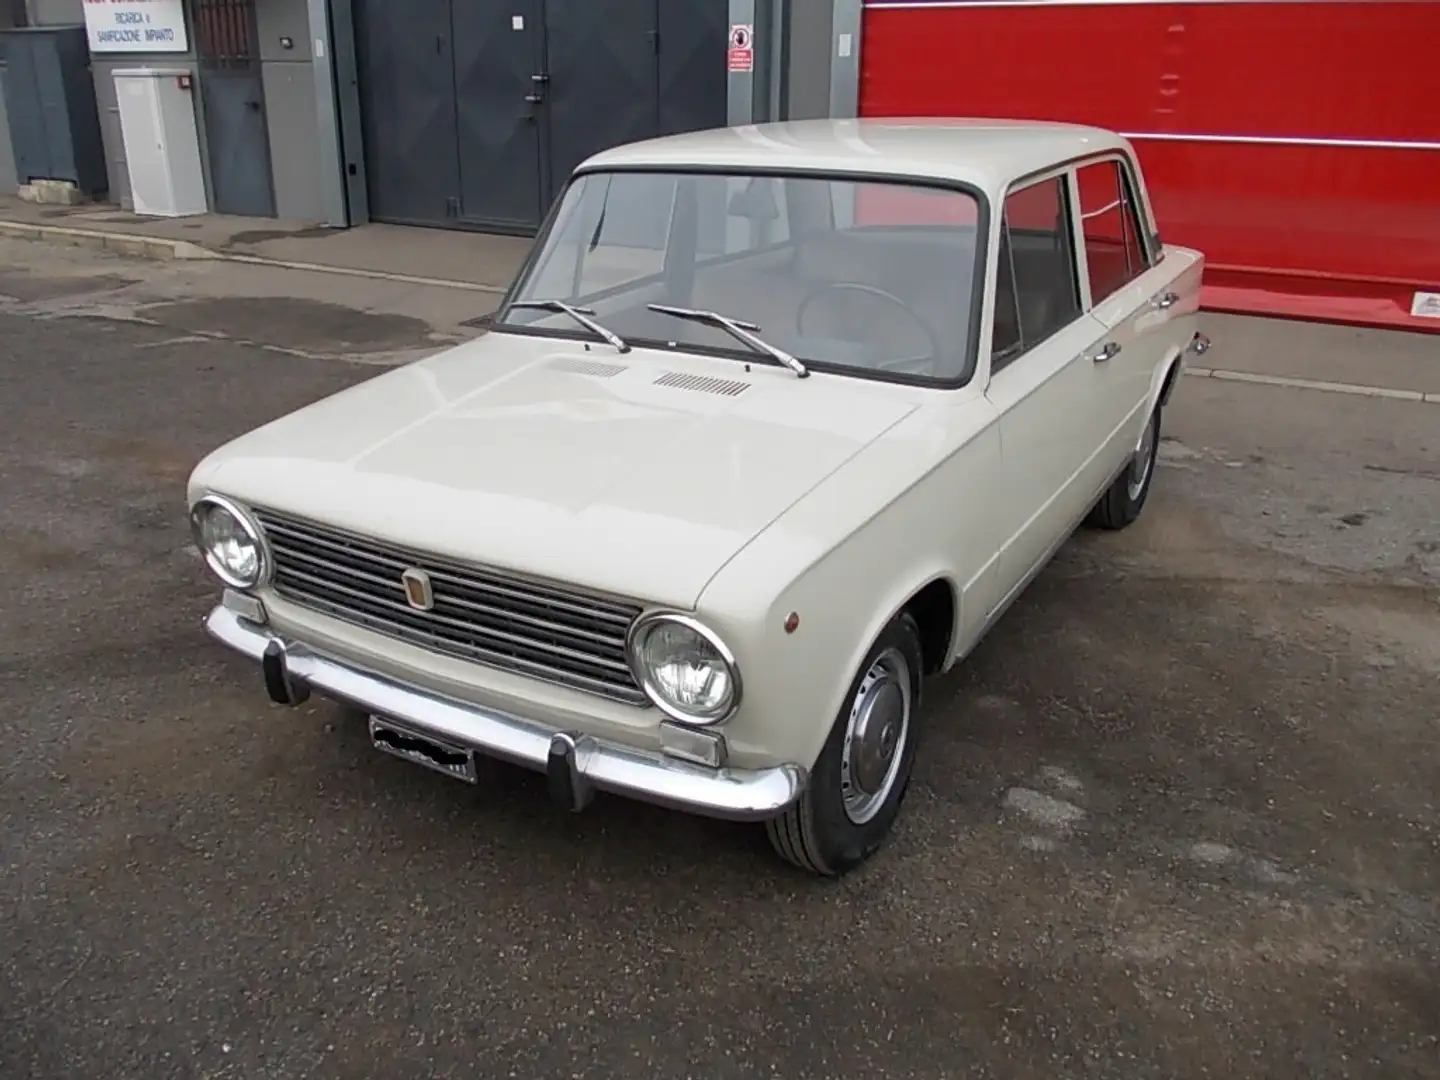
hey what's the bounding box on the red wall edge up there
[858,1,1440,334]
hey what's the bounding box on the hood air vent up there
[653,371,751,397]
[546,357,628,378]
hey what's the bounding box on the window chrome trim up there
[1070,153,1155,306]
[991,168,1085,368]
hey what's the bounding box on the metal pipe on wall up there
[829,0,861,118]
[304,0,349,226]
[728,0,784,125]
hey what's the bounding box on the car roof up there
[579,118,1133,196]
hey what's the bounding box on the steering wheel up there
[795,281,942,374]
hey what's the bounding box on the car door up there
[1072,155,1187,474]
[983,172,1115,605]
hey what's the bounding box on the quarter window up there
[990,175,1082,371]
[1074,159,1150,303]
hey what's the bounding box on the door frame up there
[327,0,368,226]
[1068,151,1169,470]
[455,0,548,234]
[982,165,1113,604]
[192,0,277,218]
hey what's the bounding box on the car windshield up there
[496,170,986,385]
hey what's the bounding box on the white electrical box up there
[112,68,207,218]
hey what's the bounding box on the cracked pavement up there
[1,239,1437,1079]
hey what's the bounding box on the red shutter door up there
[858,1,1440,333]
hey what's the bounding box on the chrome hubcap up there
[840,646,912,825]
[1127,415,1157,502]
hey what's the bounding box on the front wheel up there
[1087,405,1161,531]
[766,612,923,876]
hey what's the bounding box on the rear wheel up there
[1087,405,1161,531]
[766,612,923,876]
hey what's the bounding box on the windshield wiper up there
[646,304,809,379]
[509,300,630,354]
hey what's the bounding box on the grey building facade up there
[0,1,24,194]
[2,0,863,232]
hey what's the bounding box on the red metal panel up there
[858,1,1440,333]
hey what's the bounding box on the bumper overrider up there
[204,603,807,822]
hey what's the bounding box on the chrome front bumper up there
[204,604,806,822]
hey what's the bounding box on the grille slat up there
[272,549,627,652]
[255,508,646,704]
[274,543,410,594]
[275,575,632,680]
[263,516,636,624]
[431,592,628,651]
[273,565,633,674]
[280,589,638,697]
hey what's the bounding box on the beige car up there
[188,118,1208,875]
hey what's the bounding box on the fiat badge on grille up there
[401,567,434,611]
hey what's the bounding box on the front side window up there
[990,175,1082,372]
[498,170,987,385]
[1074,159,1150,303]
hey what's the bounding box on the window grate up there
[194,0,258,70]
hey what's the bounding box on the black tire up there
[766,612,924,876]
[1087,405,1161,531]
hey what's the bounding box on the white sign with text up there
[83,0,189,54]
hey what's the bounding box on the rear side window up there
[990,175,1082,371]
[1074,159,1150,303]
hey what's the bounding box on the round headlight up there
[629,614,740,725]
[190,496,267,589]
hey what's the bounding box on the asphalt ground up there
[1,241,1437,1079]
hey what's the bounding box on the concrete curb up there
[1185,366,1437,404]
[0,216,508,293]
[0,219,217,261]
[213,252,508,293]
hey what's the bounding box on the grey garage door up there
[353,0,728,233]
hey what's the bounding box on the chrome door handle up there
[1153,291,1180,310]
[1089,341,1122,363]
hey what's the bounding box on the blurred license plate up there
[368,715,478,784]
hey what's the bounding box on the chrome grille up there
[253,508,647,704]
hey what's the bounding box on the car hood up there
[193,335,918,607]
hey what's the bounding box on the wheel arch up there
[837,569,960,708]
[1142,342,1186,449]
[901,576,959,678]
[1157,349,1185,409]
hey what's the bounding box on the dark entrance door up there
[533,0,728,212]
[452,0,545,230]
[355,0,544,230]
[352,0,727,233]
[655,0,728,139]
[352,0,461,227]
[194,0,275,218]
[543,0,658,206]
